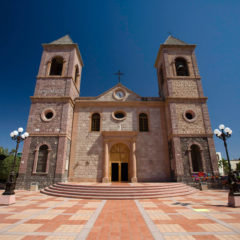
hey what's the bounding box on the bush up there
[0,155,20,182]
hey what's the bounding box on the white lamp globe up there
[214,129,220,135]
[229,129,232,135]
[224,127,230,133]
[219,124,225,130]
[217,132,221,137]
[10,132,14,137]
[24,132,29,138]
[13,130,18,136]
[21,134,25,139]
[18,127,24,133]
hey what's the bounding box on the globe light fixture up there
[18,127,24,133]
[214,124,239,206]
[2,127,29,197]
[219,124,225,130]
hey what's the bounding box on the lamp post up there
[214,124,240,207]
[2,128,29,196]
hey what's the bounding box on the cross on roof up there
[114,70,124,83]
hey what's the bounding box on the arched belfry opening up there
[49,56,64,76]
[74,65,79,83]
[191,144,203,172]
[175,57,189,76]
[110,143,129,182]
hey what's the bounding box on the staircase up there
[40,182,198,200]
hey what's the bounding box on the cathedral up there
[17,35,219,190]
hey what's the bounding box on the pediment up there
[96,83,141,102]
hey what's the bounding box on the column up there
[131,140,137,183]
[200,150,206,172]
[102,141,109,183]
[32,149,39,173]
[188,150,193,174]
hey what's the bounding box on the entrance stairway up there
[40,182,198,200]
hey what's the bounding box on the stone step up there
[49,185,192,194]
[52,183,189,192]
[40,188,197,200]
[41,182,198,200]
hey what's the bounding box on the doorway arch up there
[191,144,203,172]
[109,143,129,182]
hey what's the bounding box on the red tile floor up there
[0,189,240,240]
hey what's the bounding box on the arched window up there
[49,56,63,76]
[191,145,203,172]
[139,113,149,132]
[91,113,100,131]
[36,145,48,172]
[74,65,79,83]
[175,58,189,76]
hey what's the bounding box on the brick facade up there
[17,35,218,189]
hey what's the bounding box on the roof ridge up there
[164,35,188,45]
[50,35,74,45]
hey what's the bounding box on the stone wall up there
[175,103,205,134]
[171,80,198,97]
[69,105,170,182]
[16,136,59,190]
[180,137,212,181]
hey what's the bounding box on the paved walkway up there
[0,189,240,240]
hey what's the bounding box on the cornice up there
[102,131,138,137]
[165,97,208,103]
[74,101,164,108]
[168,133,213,139]
[154,44,196,68]
[42,43,84,67]
[29,133,71,140]
[31,96,74,107]
[166,76,201,80]
[36,76,73,79]
[102,131,138,142]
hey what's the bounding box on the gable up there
[95,84,141,102]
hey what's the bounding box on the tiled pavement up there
[0,189,240,240]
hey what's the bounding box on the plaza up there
[0,188,240,240]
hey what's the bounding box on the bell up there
[177,64,184,70]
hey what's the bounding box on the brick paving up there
[0,189,240,239]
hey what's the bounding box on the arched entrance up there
[109,143,129,182]
[191,144,203,172]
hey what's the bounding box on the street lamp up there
[2,128,29,197]
[214,124,239,206]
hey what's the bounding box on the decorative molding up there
[166,76,201,80]
[75,101,164,107]
[37,76,73,79]
[168,133,213,139]
[165,97,208,103]
[29,133,71,140]
[31,96,74,108]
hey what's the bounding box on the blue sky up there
[0,1,239,159]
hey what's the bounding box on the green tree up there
[218,158,230,175]
[0,146,21,182]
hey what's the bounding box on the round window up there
[115,112,125,119]
[112,111,126,121]
[45,111,54,119]
[183,110,196,122]
[41,108,56,122]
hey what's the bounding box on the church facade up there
[17,35,219,189]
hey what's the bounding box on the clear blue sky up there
[0,1,239,159]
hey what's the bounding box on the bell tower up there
[155,35,218,181]
[17,35,84,189]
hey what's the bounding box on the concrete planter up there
[199,183,208,191]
